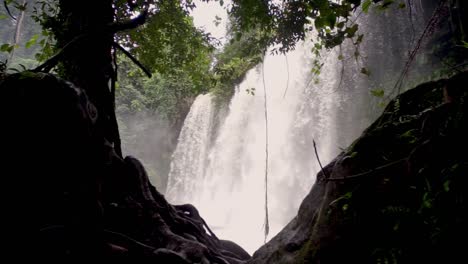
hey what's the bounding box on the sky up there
[190,0,229,47]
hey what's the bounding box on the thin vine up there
[262,60,270,243]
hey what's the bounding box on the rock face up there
[0,72,249,263]
[249,72,468,264]
[2,70,467,263]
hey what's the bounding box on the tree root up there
[101,155,250,263]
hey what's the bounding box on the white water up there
[167,44,350,253]
[167,1,436,255]
[166,94,215,202]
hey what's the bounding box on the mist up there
[118,110,177,192]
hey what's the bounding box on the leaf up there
[0,14,7,20]
[314,17,325,29]
[324,13,337,28]
[378,0,395,11]
[361,67,371,76]
[25,34,39,48]
[342,204,349,211]
[18,71,37,79]
[443,180,450,192]
[460,41,468,49]
[398,2,406,9]
[15,2,27,11]
[345,24,358,38]
[371,89,384,97]
[0,43,14,53]
[354,50,360,58]
[356,34,364,44]
[362,0,372,14]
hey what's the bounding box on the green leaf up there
[356,34,364,44]
[345,24,358,38]
[0,43,14,53]
[354,50,360,58]
[342,204,349,211]
[398,2,406,9]
[460,41,468,49]
[378,0,395,11]
[16,3,27,11]
[25,34,39,48]
[362,0,372,14]
[314,17,325,29]
[324,13,337,28]
[0,14,8,20]
[361,67,371,76]
[443,180,450,192]
[371,89,384,97]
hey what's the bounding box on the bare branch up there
[3,0,17,20]
[113,42,152,78]
[313,140,328,179]
[326,159,407,181]
[107,10,148,33]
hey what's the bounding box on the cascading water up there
[167,44,346,253]
[167,1,439,254]
[166,94,215,203]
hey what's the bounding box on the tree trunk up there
[56,0,122,156]
[49,0,122,255]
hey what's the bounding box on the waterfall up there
[167,2,438,254]
[167,44,347,253]
[166,94,215,203]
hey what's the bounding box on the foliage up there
[228,0,392,53]
[115,55,198,127]
[210,26,269,100]
[125,0,214,94]
[0,0,44,65]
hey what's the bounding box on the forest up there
[0,0,467,263]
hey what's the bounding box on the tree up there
[2,0,466,261]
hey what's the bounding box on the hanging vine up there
[262,60,270,243]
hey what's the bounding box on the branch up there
[326,159,407,181]
[33,33,88,72]
[3,0,16,20]
[313,140,328,179]
[113,42,152,78]
[33,10,149,73]
[107,10,148,33]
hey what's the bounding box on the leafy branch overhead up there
[228,0,393,53]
